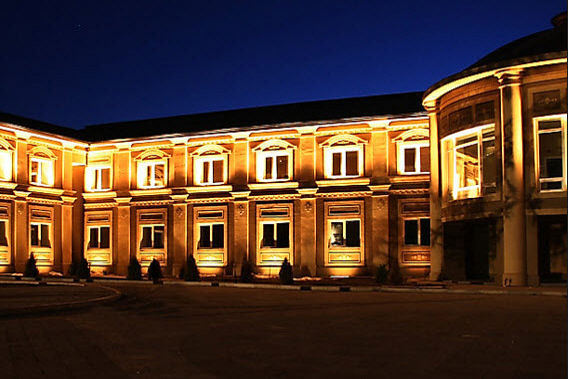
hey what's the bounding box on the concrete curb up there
[157,280,567,297]
[0,285,122,317]
[0,280,85,287]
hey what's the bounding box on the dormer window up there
[135,150,169,189]
[321,135,366,179]
[0,140,14,182]
[394,129,430,175]
[253,140,295,182]
[191,145,229,186]
[29,147,56,187]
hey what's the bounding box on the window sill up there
[249,182,298,190]
[83,191,117,200]
[186,184,233,193]
[27,186,64,196]
[390,175,429,183]
[316,177,370,187]
[130,188,172,196]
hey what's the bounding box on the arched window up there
[252,139,296,182]
[191,145,229,186]
[29,146,56,187]
[393,129,430,175]
[320,135,366,179]
[0,139,14,182]
[135,150,169,189]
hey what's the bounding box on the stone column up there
[370,189,389,268]
[497,69,527,286]
[171,195,188,277]
[231,192,250,274]
[13,192,29,273]
[298,189,317,276]
[115,198,132,275]
[424,102,444,281]
[60,196,75,274]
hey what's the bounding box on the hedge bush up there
[279,258,293,285]
[24,253,39,279]
[184,254,200,282]
[127,256,142,280]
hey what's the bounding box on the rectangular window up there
[399,143,429,175]
[536,118,565,191]
[30,223,51,248]
[265,156,273,180]
[404,218,430,246]
[404,148,416,172]
[444,125,496,200]
[140,225,164,249]
[139,162,166,188]
[261,222,289,248]
[328,148,361,178]
[88,226,110,249]
[212,160,223,183]
[197,157,224,185]
[276,155,288,179]
[30,158,53,186]
[329,220,360,247]
[420,146,430,173]
[88,167,111,191]
[261,152,290,181]
[198,223,225,249]
[0,150,12,181]
[0,220,7,247]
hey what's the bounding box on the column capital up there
[422,100,439,114]
[495,68,523,87]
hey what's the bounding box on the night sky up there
[1,1,565,128]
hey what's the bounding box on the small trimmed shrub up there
[388,264,404,285]
[147,258,163,282]
[279,258,294,285]
[77,258,91,279]
[375,264,389,284]
[178,265,185,280]
[127,256,142,280]
[24,253,40,279]
[183,254,200,282]
[240,259,254,283]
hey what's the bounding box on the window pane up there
[154,226,164,248]
[541,181,563,190]
[0,221,7,246]
[40,224,50,247]
[199,225,211,248]
[276,222,289,248]
[482,138,496,192]
[456,142,479,188]
[262,224,275,247]
[212,224,224,248]
[202,161,210,183]
[420,219,430,246]
[89,228,99,248]
[404,148,416,172]
[100,227,110,249]
[31,224,39,246]
[276,155,288,179]
[345,151,358,176]
[265,157,273,180]
[332,153,341,176]
[101,168,110,189]
[154,164,165,186]
[0,151,10,180]
[330,222,344,246]
[404,220,418,245]
[539,120,562,130]
[212,160,223,183]
[31,161,39,178]
[140,226,152,248]
[346,220,360,247]
[420,146,430,173]
[539,131,562,178]
[144,165,151,187]
[41,161,52,185]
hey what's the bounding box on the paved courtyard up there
[0,283,565,378]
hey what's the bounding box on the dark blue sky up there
[1,1,565,128]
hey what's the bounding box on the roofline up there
[88,111,428,147]
[0,122,89,148]
[422,53,567,106]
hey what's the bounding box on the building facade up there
[0,13,565,285]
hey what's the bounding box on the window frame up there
[533,114,567,193]
[85,165,112,192]
[194,155,227,185]
[256,203,293,266]
[324,201,365,266]
[253,140,295,183]
[193,206,228,267]
[441,124,495,201]
[0,141,14,182]
[398,142,430,175]
[84,211,113,267]
[136,209,167,266]
[0,205,11,266]
[29,156,55,187]
[402,217,430,247]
